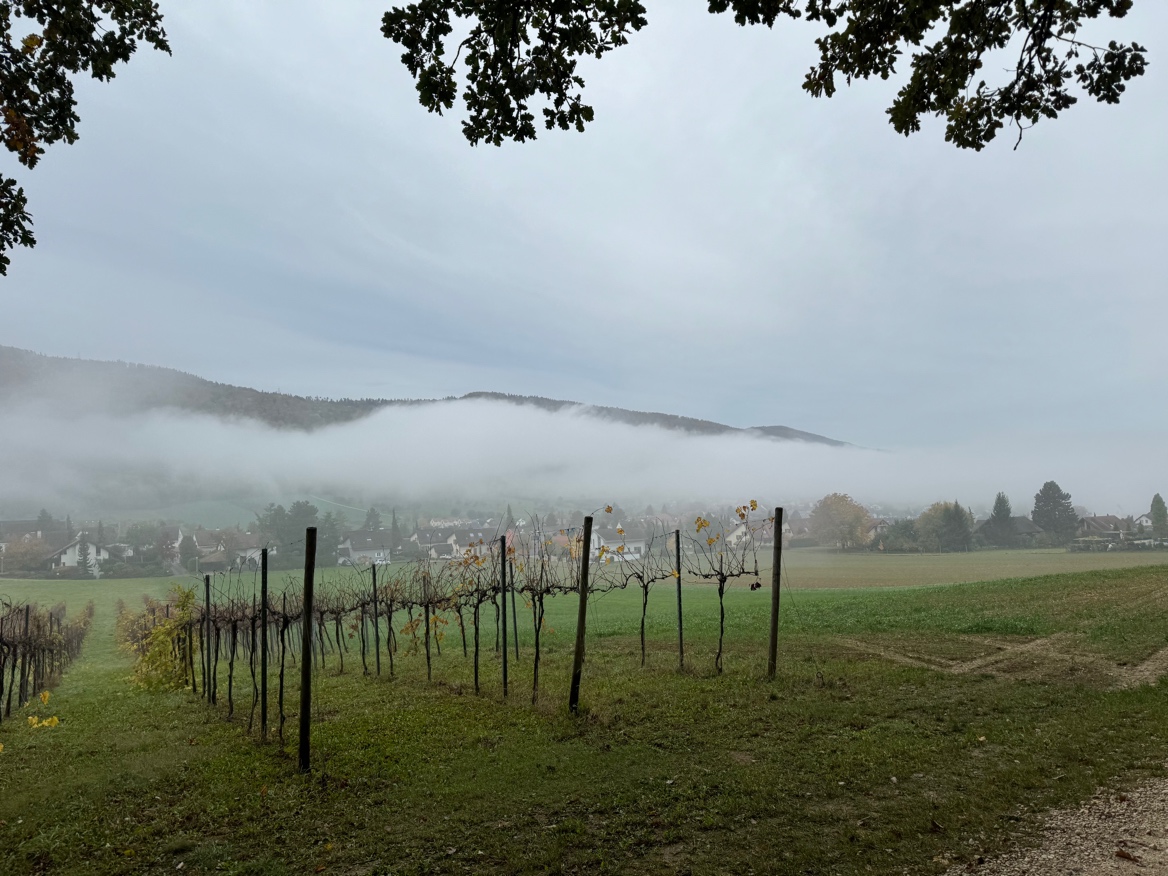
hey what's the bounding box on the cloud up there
[0,400,1156,519]
[2,1,1166,451]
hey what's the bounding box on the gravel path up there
[947,777,1168,875]
[835,634,1168,873]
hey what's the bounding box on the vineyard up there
[5,542,1168,873]
[0,596,92,721]
[116,506,783,769]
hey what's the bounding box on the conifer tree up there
[364,506,382,531]
[76,535,92,578]
[178,534,198,570]
[1151,493,1168,538]
[390,509,402,551]
[985,492,1015,547]
[941,501,973,552]
[1032,481,1079,545]
[318,512,342,566]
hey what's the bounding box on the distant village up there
[1,485,1165,579]
[0,507,718,578]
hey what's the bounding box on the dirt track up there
[945,779,1168,875]
[835,636,1168,690]
[836,634,1168,874]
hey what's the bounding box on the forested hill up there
[460,392,849,446]
[0,346,846,445]
[0,346,391,430]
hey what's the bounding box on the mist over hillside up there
[0,346,1158,520]
[0,346,846,445]
[0,345,395,430]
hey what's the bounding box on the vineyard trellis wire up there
[0,597,93,721]
[118,504,784,770]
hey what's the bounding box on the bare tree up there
[681,502,765,675]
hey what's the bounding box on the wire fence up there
[117,505,784,771]
[0,597,93,721]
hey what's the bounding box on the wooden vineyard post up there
[675,529,684,671]
[187,619,197,696]
[204,575,212,702]
[473,600,480,694]
[568,515,593,715]
[768,508,784,680]
[260,548,269,738]
[372,563,381,676]
[19,606,29,707]
[510,559,520,660]
[298,527,317,773]
[500,536,508,698]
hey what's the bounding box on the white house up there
[47,536,110,571]
[204,531,267,568]
[592,523,650,560]
[341,531,396,565]
[451,529,494,558]
[726,517,789,548]
[0,519,43,555]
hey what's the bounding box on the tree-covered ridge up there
[0,345,399,431]
[460,391,848,445]
[0,346,846,444]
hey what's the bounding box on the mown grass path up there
[1,566,1167,875]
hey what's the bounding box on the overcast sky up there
[2,2,1165,451]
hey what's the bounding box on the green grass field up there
[776,545,1168,588]
[2,551,1168,875]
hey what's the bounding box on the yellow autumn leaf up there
[39,691,50,706]
[750,499,758,511]
[605,505,613,514]
[27,716,37,727]
[616,527,624,536]
[0,742,5,753]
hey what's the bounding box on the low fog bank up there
[0,399,1158,517]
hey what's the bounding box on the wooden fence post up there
[510,559,520,660]
[372,563,381,676]
[260,548,269,738]
[675,528,683,671]
[204,575,212,702]
[19,605,30,707]
[568,516,593,715]
[500,536,508,698]
[768,508,784,680]
[298,527,317,773]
